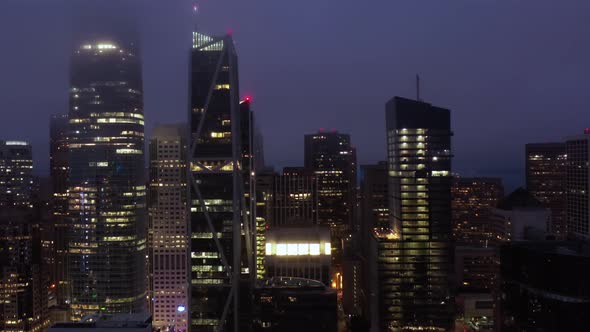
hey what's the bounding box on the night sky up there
[1,0,589,190]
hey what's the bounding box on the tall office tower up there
[451,177,504,247]
[67,40,147,317]
[148,125,188,331]
[526,143,567,238]
[0,141,33,208]
[372,96,453,332]
[304,131,356,266]
[565,131,590,239]
[271,168,318,226]
[49,114,70,306]
[190,32,254,331]
[0,210,49,332]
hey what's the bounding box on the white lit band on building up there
[265,226,332,286]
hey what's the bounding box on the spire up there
[416,74,421,101]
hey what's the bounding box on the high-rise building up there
[371,96,454,332]
[0,141,33,208]
[0,210,49,332]
[0,143,49,332]
[565,131,590,239]
[254,169,275,280]
[304,131,356,267]
[526,143,567,238]
[148,125,188,331]
[451,177,504,247]
[189,32,254,331]
[49,313,152,332]
[49,114,70,307]
[66,40,147,317]
[271,168,318,227]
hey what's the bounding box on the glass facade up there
[375,97,453,332]
[189,32,253,331]
[565,135,590,238]
[0,141,33,208]
[67,41,147,317]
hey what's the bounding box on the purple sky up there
[1,0,589,189]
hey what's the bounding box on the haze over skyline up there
[1,0,589,190]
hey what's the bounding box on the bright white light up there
[265,243,272,255]
[298,243,309,255]
[287,244,298,256]
[177,305,186,313]
[276,244,287,256]
[324,243,331,255]
[310,244,320,256]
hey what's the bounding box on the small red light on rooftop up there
[227,28,233,36]
[585,128,590,134]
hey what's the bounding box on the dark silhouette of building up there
[189,31,255,331]
[371,96,453,332]
[49,114,70,308]
[451,177,504,247]
[67,40,147,317]
[499,241,590,331]
[526,143,567,239]
[253,277,337,332]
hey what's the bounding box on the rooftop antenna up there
[416,74,421,101]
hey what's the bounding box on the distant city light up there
[177,305,186,313]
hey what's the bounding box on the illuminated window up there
[298,243,309,255]
[214,84,230,90]
[324,243,331,255]
[287,244,298,256]
[276,244,287,256]
[265,243,272,255]
[310,244,320,256]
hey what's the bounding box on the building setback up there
[148,125,188,331]
[67,40,147,317]
[371,96,454,332]
[526,143,567,238]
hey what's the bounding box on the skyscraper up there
[304,131,356,266]
[526,143,567,238]
[148,125,188,331]
[566,131,590,239]
[0,140,33,208]
[189,32,253,331]
[49,114,70,306]
[371,96,453,332]
[451,177,504,247]
[271,168,318,227]
[67,40,147,317]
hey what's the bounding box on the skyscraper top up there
[192,32,226,51]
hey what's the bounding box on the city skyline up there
[2,1,590,191]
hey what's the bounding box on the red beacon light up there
[585,128,590,134]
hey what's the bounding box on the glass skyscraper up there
[189,32,254,332]
[371,96,453,332]
[66,40,147,317]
